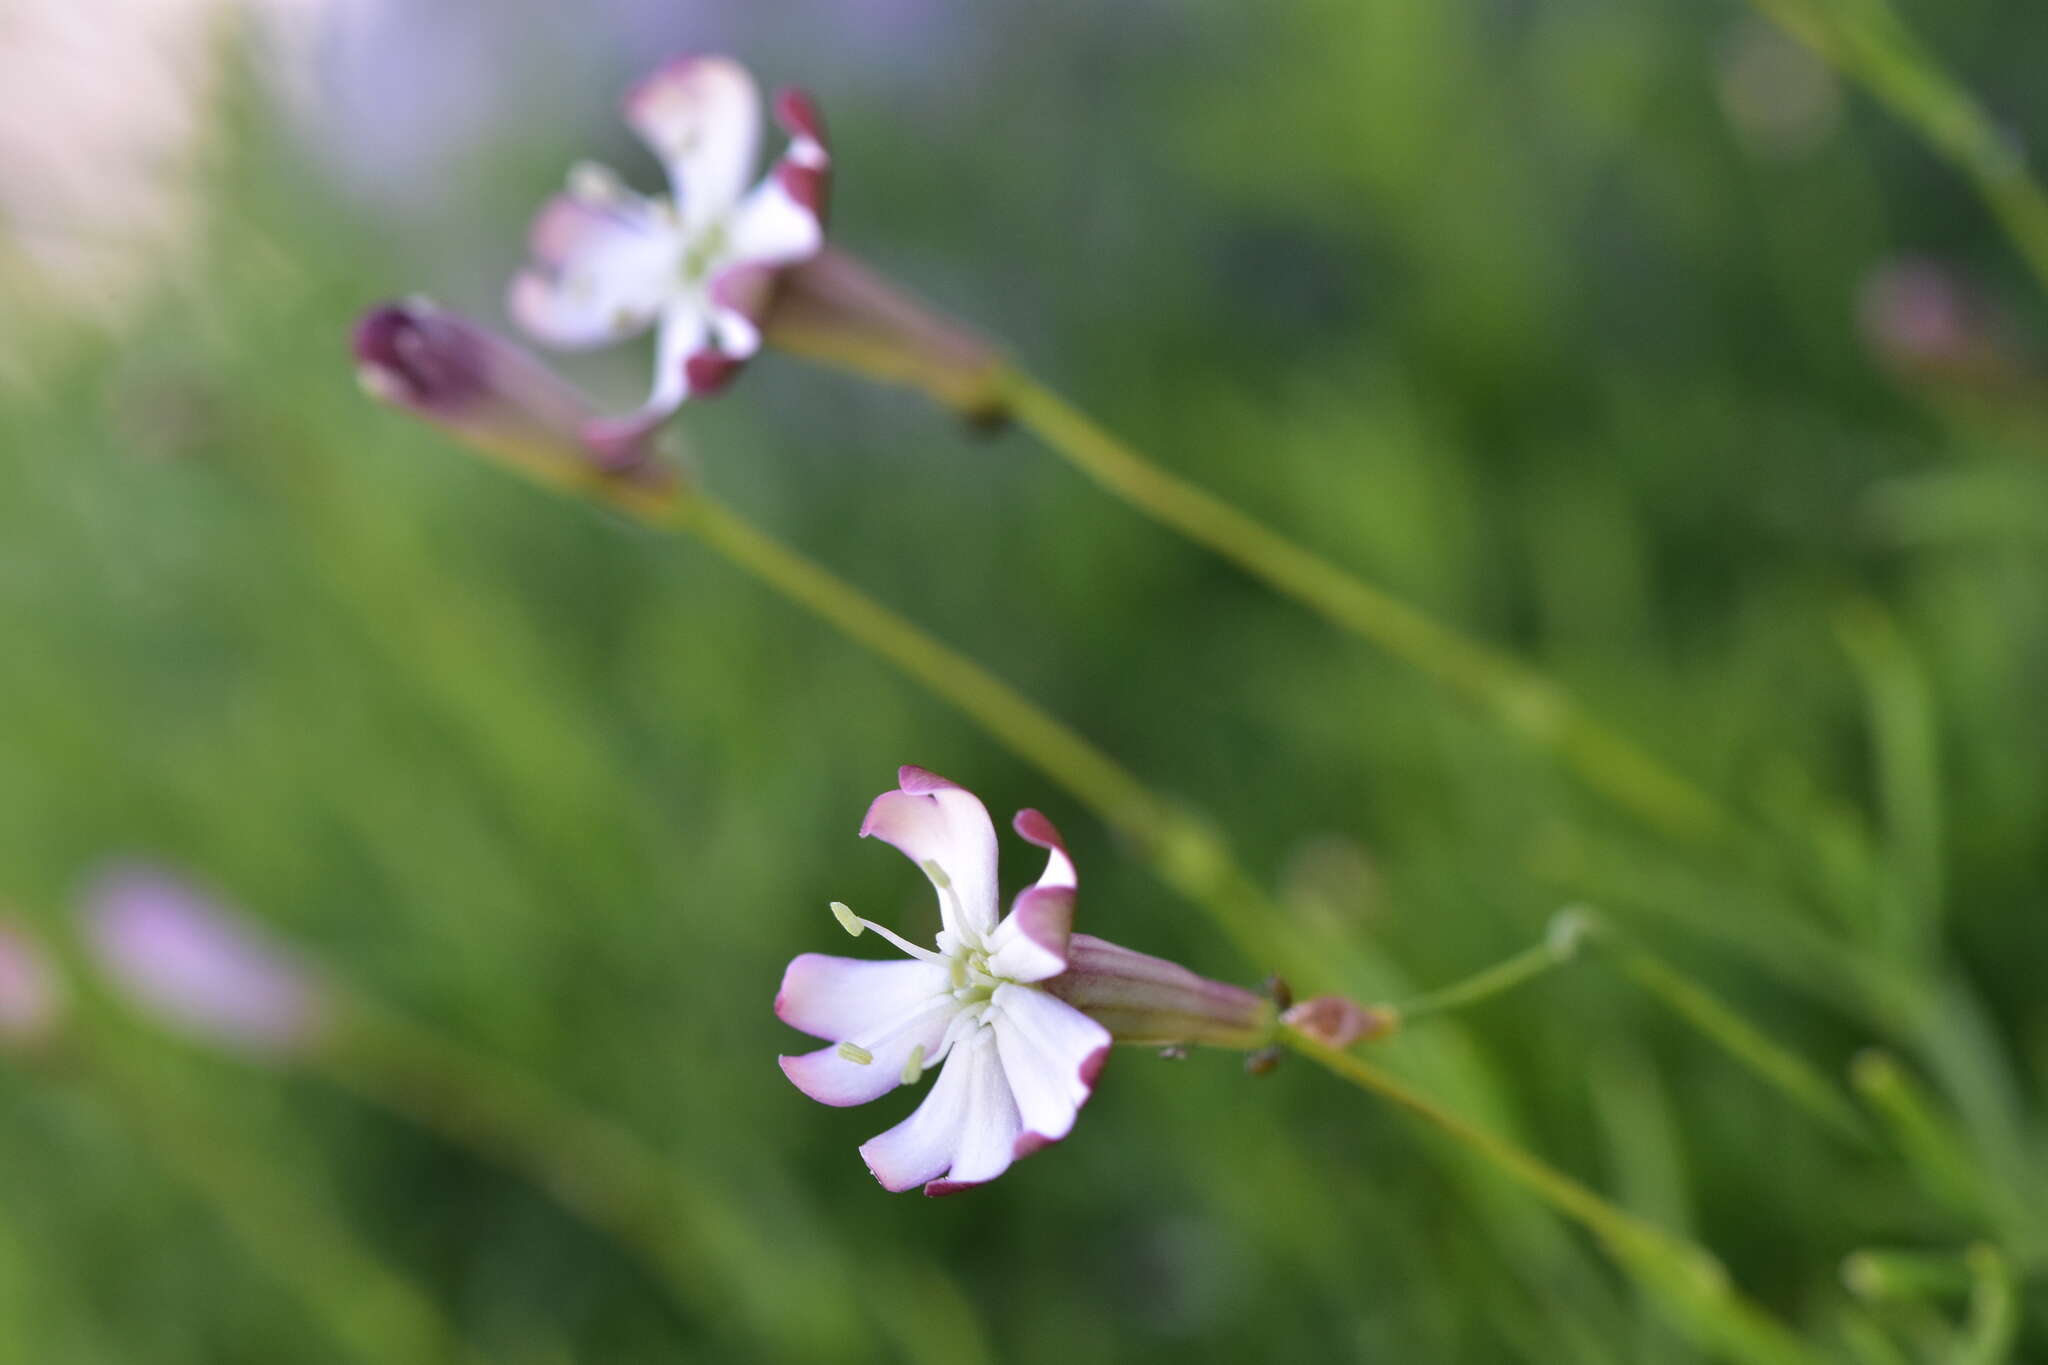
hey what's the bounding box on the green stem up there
[1279,1026,1831,1365]
[65,1037,487,1365]
[994,368,1745,852]
[1747,0,2048,299]
[1849,1050,1996,1229]
[1394,930,1581,1022]
[651,485,1284,968]
[1957,1245,2018,1365]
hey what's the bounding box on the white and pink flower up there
[778,767,1281,1195]
[509,55,830,448]
[777,767,1112,1195]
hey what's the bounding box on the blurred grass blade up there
[1835,601,1944,958]
[62,1036,488,1365]
[1747,0,2048,295]
[1833,1309,1914,1365]
[1956,1246,2018,1365]
[1597,932,1872,1146]
[1842,1248,1975,1302]
[319,992,875,1360]
[1849,1050,1991,1223]
[1279,1026,1831,1365]
[996,368,1749,855]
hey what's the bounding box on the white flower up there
[776,766,1112,1195]
[508,56,830,450]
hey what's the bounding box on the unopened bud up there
[353,301,674,487]
[1042,934,1275,1050]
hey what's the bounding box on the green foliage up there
[1,1,2044,1360]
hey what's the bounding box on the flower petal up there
[507,195,684,351]
[858,767,1000,940]
[776,954,956,1108]
[576,299,707,456]
[983,886,1072,982]
[1012,808,1077,891]
[860,1026,1024,1195]
[922,1027,1026,1195]
[775,953,951,1042]
[623,55,762,231]
[990,984,1109,1150]
[721,115,827,271]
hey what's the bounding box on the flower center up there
[678,219,729,287]
[948,948,1002,1007]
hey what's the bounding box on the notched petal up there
[1012,807,1077,892]
[624,55,763,228]
[985,886,1073,983]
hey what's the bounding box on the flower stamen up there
[827,901,945,964]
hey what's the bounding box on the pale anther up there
[837,1041,874,1065]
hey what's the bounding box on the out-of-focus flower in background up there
[83,864,326,1055]
[510,57,830,446]
[0,920,63,1046]
[1714,18,1842,162]
[0,0,363,383]
[1857,254,2036,399]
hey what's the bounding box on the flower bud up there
[353,300,673,485]
[1042,934,1275,1049]
[83,865,325,1056]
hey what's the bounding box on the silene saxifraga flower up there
[509,56,830,446]
[778,767,1278,1195]
[83,864,326,1056]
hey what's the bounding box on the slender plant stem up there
[58,1037,487,1365]
[1394,935,1578,1022]
[992,367,1746,852]
[1278,1026,1831,1365]
[1747,0,2048,298]
[638,484,1282,969]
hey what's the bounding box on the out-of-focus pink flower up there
[777,768,1276,1195]
[0,920,62,1046]
[1856,256,2030,397]
[83,865,325,1056]
[352,299,672,481]
[510,56,830,448]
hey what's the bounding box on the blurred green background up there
[2,0,2046,1360]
